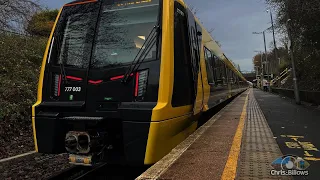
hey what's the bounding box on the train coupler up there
[68,154,95,166]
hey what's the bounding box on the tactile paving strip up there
[236,91,292,180]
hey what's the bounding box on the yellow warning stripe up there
[221,91,249,180]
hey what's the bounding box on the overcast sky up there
[39,0,275,72]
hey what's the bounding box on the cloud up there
[186,0,274,71]
[232,58,254,72]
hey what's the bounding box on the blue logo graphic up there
[271,155,310,171]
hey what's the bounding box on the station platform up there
[136,88,320,180]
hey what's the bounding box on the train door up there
[187,9,203,114]
[172,2,195,108]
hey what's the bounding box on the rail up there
[271,68,292,86]
[47,163,107,180]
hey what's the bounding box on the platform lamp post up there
[267,9,279,67]
[253,31,271,91]
[254,66,259,88]
[262,31,271,91]
[286,0,301,104]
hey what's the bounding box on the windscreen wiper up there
[59,62,68,85]
[121,25,160,84]
[54,33,68,85]
[53,29,69,85]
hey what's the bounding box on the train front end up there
[32,0,162,166]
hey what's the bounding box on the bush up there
[0,33,47,123]
[26,9,59,37]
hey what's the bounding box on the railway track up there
[47,163,149,180]
[48,163,107,180]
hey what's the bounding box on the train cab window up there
[172,2,193,107]
[204,47,214,84]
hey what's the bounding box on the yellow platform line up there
[221,90,249,180]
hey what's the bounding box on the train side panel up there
[144,0,206,164]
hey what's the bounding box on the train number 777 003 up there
[65,87,81,92]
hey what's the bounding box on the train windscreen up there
[52,0,160,69]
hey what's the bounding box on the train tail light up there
[135,70,149,100]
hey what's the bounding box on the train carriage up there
[32,0,248,166]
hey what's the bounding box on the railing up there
[271,68,292,86]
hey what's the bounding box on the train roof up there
[65,0,95,6]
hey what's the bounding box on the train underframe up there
[34,114,153,166]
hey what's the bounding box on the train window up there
[92,1,160,68]
[223,64,228,86]
[204,47,214,84]
[51,1,162,69]
[234,73,238,85]
[172,2,193,107]
[191,27,200,70]
[222,63,227,85]
[53,3,99,68]
[228,69,234,83]
[211,54,225,85]
[211,55,218,82]
[233,72,237,84]
[234,74,238,85]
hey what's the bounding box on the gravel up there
[0,119,34,159]
[0,153,73,180]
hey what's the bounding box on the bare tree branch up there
[0,0,41,33]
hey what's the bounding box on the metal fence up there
[271,88,320,105]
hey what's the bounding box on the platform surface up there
[137,89,320,180]
[254,89,320,180]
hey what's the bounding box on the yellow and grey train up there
[32,0,248,166]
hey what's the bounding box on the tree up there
[0,0,40,32]
[253,53,262,68]
[26,9,59,37]
[265,0,320,50]
[265,0,320,90]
